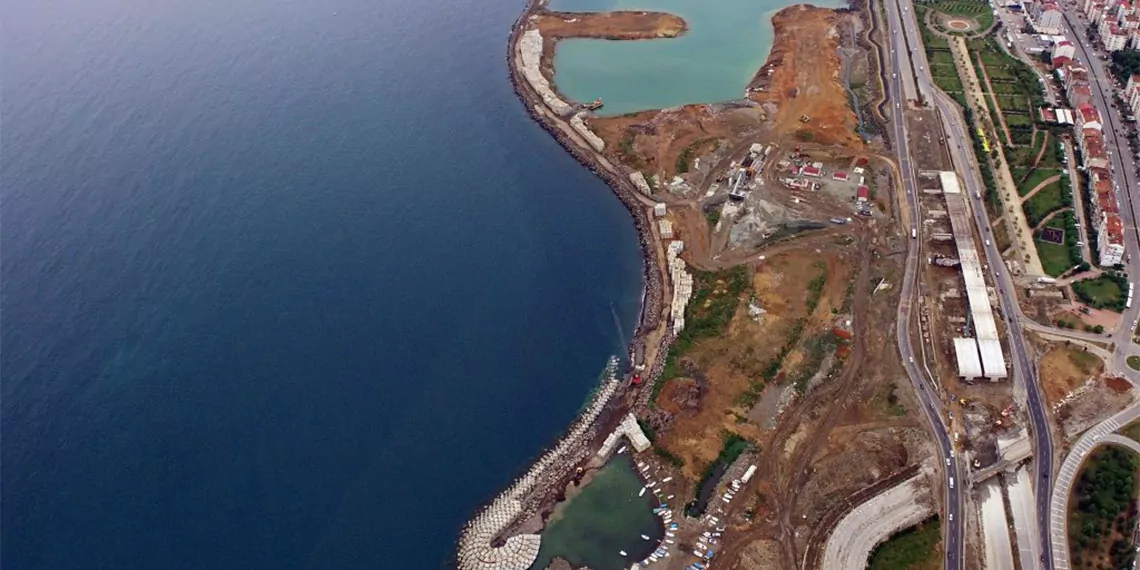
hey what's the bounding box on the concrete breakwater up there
[456,359,622,570]
[452,4,673,568]
[506,12,664,339]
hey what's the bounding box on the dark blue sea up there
[1,0,644,568]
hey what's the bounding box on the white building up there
[1032,1,1065,33]
[1099,212,1126,266]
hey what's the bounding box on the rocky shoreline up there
[450,1,671,568]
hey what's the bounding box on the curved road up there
[1049,406,1140,569]
[884,0,962,567]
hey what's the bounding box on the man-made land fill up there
[549,0,845,116]
[530,454,663,570]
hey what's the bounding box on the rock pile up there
[457,360,622,570]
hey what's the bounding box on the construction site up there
[462,0,1133,567]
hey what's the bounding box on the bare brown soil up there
[534,10,687,40]
[654,251,854,479]
[592,105,766,181]
[1040,346,1105,407]
[506,0,937,566]
[748,5,863,148]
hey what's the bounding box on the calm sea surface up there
[1,0,644,568]
[549,0,845,116]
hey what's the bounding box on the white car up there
[945,457,951,466]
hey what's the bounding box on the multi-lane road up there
[879,0,1140,566]
[887,0,1064,566]
[883,0,963,568]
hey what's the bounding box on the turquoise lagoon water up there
[532,454,664,570]
[549,0,846,116]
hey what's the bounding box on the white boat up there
[618,445,628,454]
[641,534,650,540]
[619,550,627,557]
[638,487,646,497]
[661,477,672,483]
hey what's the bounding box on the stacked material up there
[597,413,653,459]
[458,359,623,570]
[630,172,653,196]
[667,241,693,334]
[570,112,605,152]
[518,30,572,116]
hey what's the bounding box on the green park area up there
[1067,446,1139,569]
[868,518,942,570]
[1072,272,1128,312]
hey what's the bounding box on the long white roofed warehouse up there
[939,171,1008,381]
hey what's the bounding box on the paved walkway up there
[948,36,1044,275]
[1021,175,1062,205]
[1032,206,1070,231]
[975,54,1014,147]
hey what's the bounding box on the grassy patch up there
[1072,272,1128,312]
[1128,356,1140,372]
[676,138,717,174]
[1023,181,1066,227]
[653,266,750,400]
[1036,238,1074,277]
[925,0,994,29]
[869,517,942,570]
[1018,168,1062,197]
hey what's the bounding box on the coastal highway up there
[893,0,1058,565]
[883,0,963,568]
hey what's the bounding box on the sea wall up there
[456,362,622,570]
[453,3,672,566]
[507,17,664,341]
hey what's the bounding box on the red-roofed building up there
[1099,212,1126,265]
[1077,104,1103,130]
[832,171,849,181]
[1096,190,1119,216]
[1067,82,1093,107]
[801,165,821,177]
[856,186,870,202]
[1081,131,1110,170]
